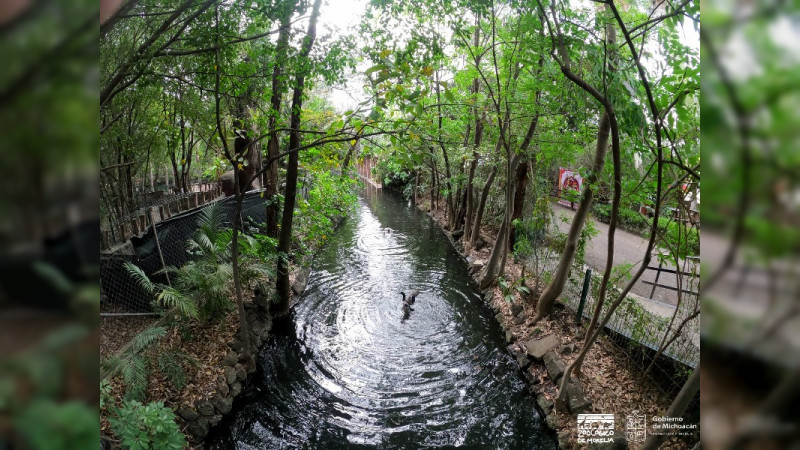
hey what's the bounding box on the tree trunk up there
[229,170,252,364]
[508,159,529,251]
[264,1,295,238]
[480,153,521,289]
[413,170,419,205]
[469,164,497,248]
[170,152,181,194]
[341,128,362,175]
[532,111,611,323]
[213,3,251,364]
[124,153,136,212]
[583,8,621,343]
[464,18,483,238]
[275,0,322,311]
[233,92,258,194]
[641,366,700,450]
[434,72,456,230]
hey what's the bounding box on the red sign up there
[558,168,583,208]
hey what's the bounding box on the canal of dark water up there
[208,189,556,449]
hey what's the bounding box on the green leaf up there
[365,64,387,75]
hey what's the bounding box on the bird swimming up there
[400,290,419,310]
[400,290,420,323]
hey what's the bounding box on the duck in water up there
[400,290,419,322]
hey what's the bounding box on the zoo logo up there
[577,414,614,439]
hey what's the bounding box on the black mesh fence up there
[520,240,699,394]
[100,190,270,316]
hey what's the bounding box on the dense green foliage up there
[295,172,360,253]
[108,400,186,450]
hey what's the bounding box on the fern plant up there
[155,349,197,391]
[102,326,198,402]
[102,326,166,401]
[126,202,277,322]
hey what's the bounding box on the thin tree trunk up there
[264,0,295,238]
[469,164,497,248]
[509,159,529,251]
[532,112,611,323]
[275,0,322,311]
[341,127,362,175]
[413,170,419,205]
[229,171,251,364]
[464,16,484,238]
[583,8,621,342]
[480,153,521,289]
[434,70,456,229]
[213,4,251,363]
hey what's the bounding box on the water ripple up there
[208,192,556,449]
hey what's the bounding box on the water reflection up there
[208,190,556,449]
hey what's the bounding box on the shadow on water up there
[207,189,557,449]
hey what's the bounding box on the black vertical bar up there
[576,268,592,322]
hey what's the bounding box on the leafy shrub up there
[656,217,700,257]
[593,203,611,223]
[295,171,358,251]
[498,276,531,303]
[593,203,649,234]
[576,219,599,265]
[101,379,112,409]
[108,400,186,450]
[618,208,649,233]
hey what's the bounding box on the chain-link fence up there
[520,239,699,392]
[100,190,271,316]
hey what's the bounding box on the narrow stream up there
[208,189,556,449]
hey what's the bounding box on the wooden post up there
[130,218,139,236]
[101,231,110,250]
[150,208,171,286]
[158,205,166,221]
